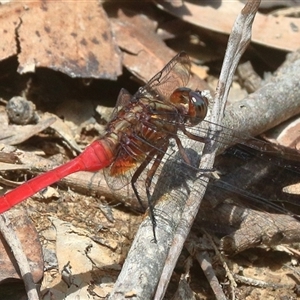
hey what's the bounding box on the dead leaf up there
[0,162,29,172]
[55,99,95,140]
[41,112,82,154]
[243,0,300,9]
[282,182,300,195]
[111,8,176,82]
[92,283,114,298]
[0,208,43,283]
[0,105,56,145]
[156,0,300,52]
[263,116,300,150]
[0,1,123,79]
[0,3,23,61]
[41,217,122,298]
[110,8,209,90]
[0,151,19,164]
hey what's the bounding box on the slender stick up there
[108,1,261,299]
[154,1,261,299]
[0,212,39,300]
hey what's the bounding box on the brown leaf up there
[13,1,122,79]
[0,105,56,145]
[40,111,84,154]
[0,209,43,283]
[111,9,176,83]
[263,116,300,150]
[0,3,23,61]
[110,8,209,90]
[156,1,300,52]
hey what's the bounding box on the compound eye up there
[188,91,208,125]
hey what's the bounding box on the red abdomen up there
[0,140,114,213]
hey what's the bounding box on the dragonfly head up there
[169,87,208,126]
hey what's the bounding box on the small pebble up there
[6,96,39,125]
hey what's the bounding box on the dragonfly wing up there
[109,88,133,122]
[133,52,191,102]
[115,88,132,108]
[103,153,149,210]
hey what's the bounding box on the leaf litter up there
[0,1,300,299]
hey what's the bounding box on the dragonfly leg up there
[131,151,158,241]
[131,144,168,243]
[181,126,210,143]
[131,153,154,210]
[175,136,192,165]
[144,148,167,243]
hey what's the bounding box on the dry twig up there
[154,1,261,299]
[108,1,261,299]
[0,212,39,300]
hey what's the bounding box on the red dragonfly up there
[0,52,209,241]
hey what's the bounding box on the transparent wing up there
[109,88,133,122]
[109,52,191,121]
[132,51,191,103]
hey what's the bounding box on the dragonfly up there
[0,52,210,242]
[1,52,300,245]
